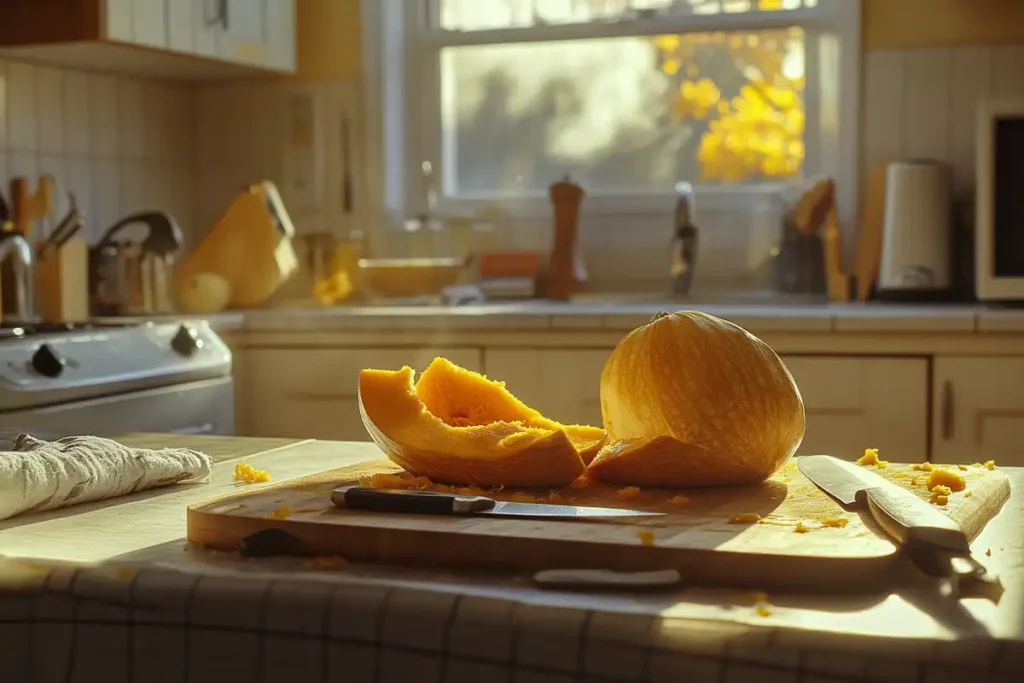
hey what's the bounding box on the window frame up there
[362,0,861,236]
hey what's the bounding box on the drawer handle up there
[941,381,954,441]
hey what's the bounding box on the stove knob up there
[32,343,65,378]
[171,324,203,357]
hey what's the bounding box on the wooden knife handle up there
[10,178,31,236]
[330,486,495,515]
[857,485,970,562]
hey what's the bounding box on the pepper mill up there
[543,175,587,300]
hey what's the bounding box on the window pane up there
[437,0,815,31]
[439,28,805,196]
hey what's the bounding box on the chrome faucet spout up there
[0,233,35,324]
[670,182,698,296]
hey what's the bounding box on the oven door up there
[0,377,235,438]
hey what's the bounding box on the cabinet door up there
[104,0,166,47]
[132,0,167,48]
[244,348,482,441]
[265,0,297,72]
[484,349,608,427]
[783,356,929,462]
[104,0,134,41]
[193,0,220,58]
[167,0,195,53]
[220,0,270,65]
[932,358,1024,467]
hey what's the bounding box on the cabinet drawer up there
[782,356,928,461]
[244,348,482,441]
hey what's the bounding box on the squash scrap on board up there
[357,358,606,487]
[588,310,805,488]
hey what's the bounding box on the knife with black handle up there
[331,486,663,520]
[333,486,496,515]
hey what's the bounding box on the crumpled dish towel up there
[0,433,212,521]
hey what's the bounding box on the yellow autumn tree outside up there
[652,22,806,183]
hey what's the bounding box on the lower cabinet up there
[931,357,1024,467]
[485,349,609,426]
[782,356,929,462]
[240,348,482,441]
[232,344,932,463]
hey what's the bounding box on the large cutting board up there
[187,459,1010,590]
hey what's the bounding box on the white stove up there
[0,320,234,437]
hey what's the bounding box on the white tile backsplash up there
[179,41,1024,289]
[862,43,1024,201]
[0,59,197,244]
[7,63,36,151]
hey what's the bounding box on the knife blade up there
[797,455,991,588]
[331,486,664,520]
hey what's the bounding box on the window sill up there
[394,184,788,228]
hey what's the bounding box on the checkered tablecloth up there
[1,555,1021,683]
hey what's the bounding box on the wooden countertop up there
[1,433,1022,658]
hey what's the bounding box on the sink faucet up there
[404,161,443,233]
[0,232,35,323]
[670,182,699,296]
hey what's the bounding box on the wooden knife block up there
[35,236,89,322]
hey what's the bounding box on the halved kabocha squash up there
[358,358,606,487]
[588,311,805,488]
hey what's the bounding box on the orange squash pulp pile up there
[358,311,805,489]
[358,357,606,487]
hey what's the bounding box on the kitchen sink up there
[312,288,830,310]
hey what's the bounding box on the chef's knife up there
[797,455,991,589]
[331,486,664,520]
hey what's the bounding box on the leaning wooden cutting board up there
[187,460,1010,590]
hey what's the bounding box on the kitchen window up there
[363,0,861,227]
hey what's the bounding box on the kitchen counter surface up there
[235,300,1024,335]
[93,311,246,331]
[1,434,1021,682]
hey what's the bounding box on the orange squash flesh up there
[415,358,606,463]
[358,359,603,487]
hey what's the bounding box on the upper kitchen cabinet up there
[213,0,297,72]
[0,0,296,80]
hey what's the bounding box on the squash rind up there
[358,364,590,487]
[595,311,805,488]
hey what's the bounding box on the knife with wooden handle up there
[797,455,993,594]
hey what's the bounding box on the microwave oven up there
[976,97,1024,301]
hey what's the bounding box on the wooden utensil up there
[10,175,55,239]
[823,202,852,302]
[853,162,889,301]
[187,460,1010,592]
[543,175,587,300]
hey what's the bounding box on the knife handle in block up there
[331,486,496,515]
[856,485,971,561]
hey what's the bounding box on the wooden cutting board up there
[187,460,1011,591]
